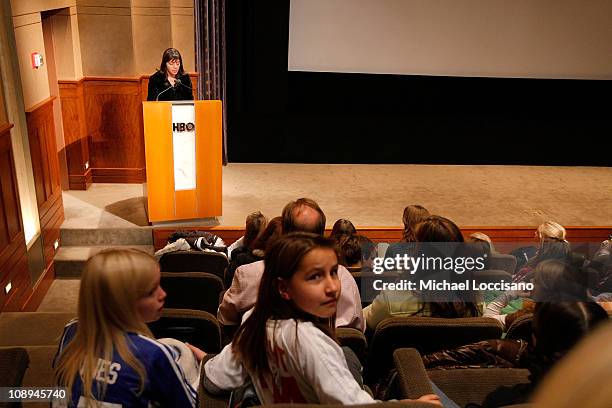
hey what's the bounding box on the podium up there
[142,100,222,222]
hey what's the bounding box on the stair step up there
[0,312,76,347]
[54,245,155,278]
[60,227,153,246]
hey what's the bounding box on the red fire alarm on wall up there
[31,52,43,69]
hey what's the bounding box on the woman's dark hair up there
[402,205,430,242]
[414,215,480,318]
[529,301,608,383]
[531,259,588,302]
[232,233,338,378]
[250,216,283,254]
[159,48,185,76]
[415,215,463,243]
[243,211,267,249]
[330,219,357,241]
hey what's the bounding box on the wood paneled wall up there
[59,73,199,187]
[153,225,612,254]
[0,123,30,312]
[59,79,91,190]
[24,97,65,311]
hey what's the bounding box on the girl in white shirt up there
[202,232,441,405]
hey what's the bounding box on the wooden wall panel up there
[0,123,30,312]
[26,98,62,218]
[25,98,64,270]
[58,74,200,187]
[84,78,146,183]
[59,79,91,190]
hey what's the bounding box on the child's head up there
[233,233,340,377]
[532,259,587,301]
[251,216,283,254]
[536,221,566,244]
[337,234,376,269]
[402,205,430,242]
[415,215,463,243]
[57,249,162,400]
[468,232,495,253]
[262,232,340,320]
[531,301,608,380]
[80,248,165,327]
[243,211,267,248]
[330,218,357,241]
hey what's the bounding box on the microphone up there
[175,77,192,90]
[155,84,174,101]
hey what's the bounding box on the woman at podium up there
[147,48,194,101]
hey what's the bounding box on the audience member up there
[330,218,357,242]
[383,204,430,261]
[54,249,199,407]
[218,198,364,331]
[513,221,571,283]
[470,301,608,407]
[337,234,376,269]
[531,320,612,408]
[485,259,588,326]
[468,232,496,253]
[227,216,282,285]
[203,233,441,406]
[584,237,612,295]
[227,211,267,260]
[421,301,607,407]
[363,215,481,331]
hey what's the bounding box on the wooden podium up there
[142,100,222,222]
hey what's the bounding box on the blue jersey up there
[54,320,197,407]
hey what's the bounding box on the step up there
[54,245,155,278]
[0,312,76,347]
[60,227,153,246]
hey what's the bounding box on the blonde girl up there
[54,249,197,407]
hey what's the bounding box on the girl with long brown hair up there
[202,232,440,405]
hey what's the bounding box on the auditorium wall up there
[1,0,198,310]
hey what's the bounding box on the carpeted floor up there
[65,163,612,228]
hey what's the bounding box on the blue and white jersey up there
[54,320,197,407]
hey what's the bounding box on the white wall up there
[289,0,612,79]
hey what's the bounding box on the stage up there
[62,163,612,229]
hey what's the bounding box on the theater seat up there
[336,327,368,366]
[148,308,222,353]
[159,250,229,282]
[161,272,224,314]
[365,316,504,384]
[505,313,533,344]
[394,348,531,408]
[0,347,29,388]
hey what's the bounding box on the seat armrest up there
[199,354,231,408]
[393,348,434,399]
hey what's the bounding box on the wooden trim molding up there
[91,167,146,183]
[152,225,612,252]
[68,168,92,190]
[0,122,14,135]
